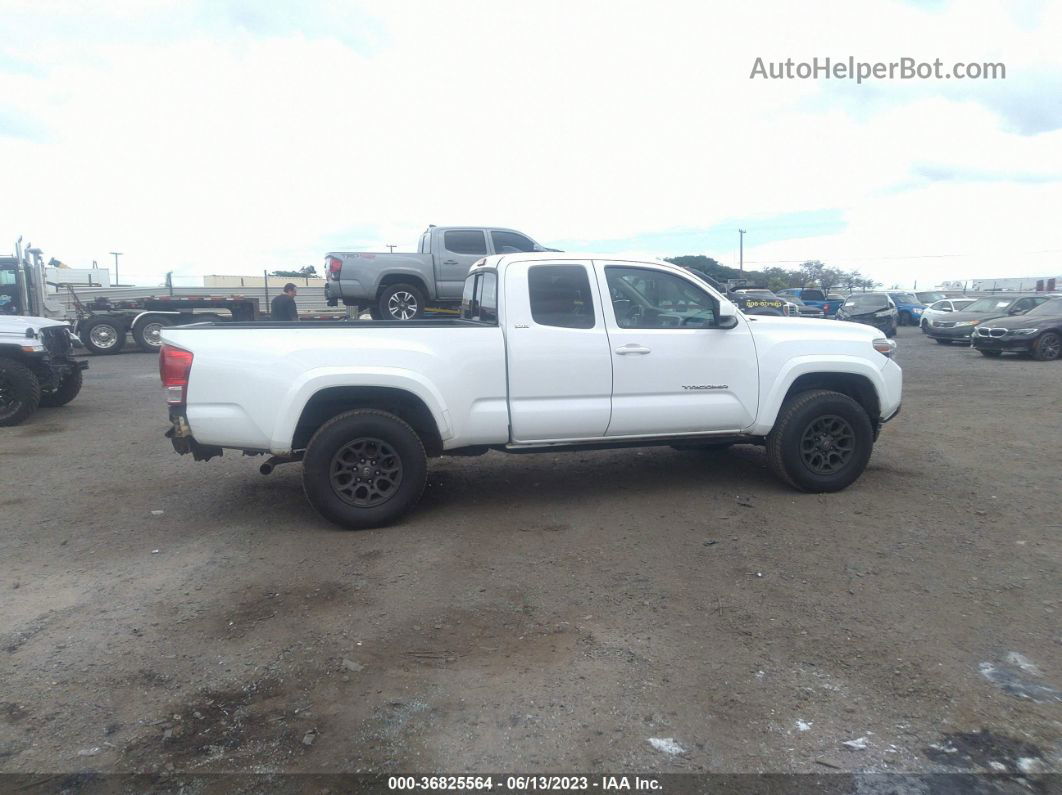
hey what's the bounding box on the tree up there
[818,267,846,294]
[270,265,318,278]
[762,266,793,292]
[797,260,824,288]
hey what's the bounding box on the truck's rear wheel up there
[302,409,428,529]
[377,283,426,321]
[766,389,873,492]
[39,366,83,407]
[82,317,126,355]
[133,317,172,352]
[0,358,42,426]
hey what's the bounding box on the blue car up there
[886,292,928,327]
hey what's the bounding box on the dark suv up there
[926,294,1054,344]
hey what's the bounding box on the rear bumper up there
[166,410,223,461]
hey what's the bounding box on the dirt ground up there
[1,326,1059,783]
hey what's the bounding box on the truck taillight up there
[160,344,194,405]
[327,256,342,279]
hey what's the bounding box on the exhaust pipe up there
[259,454,302,475]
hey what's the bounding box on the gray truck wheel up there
[302,409,428,529]
[377,284,426,321]
[767,389,874,493]
[133,317,172,352]
[0,358,42,426]
[82,317,126,355]
[39,366,83,407]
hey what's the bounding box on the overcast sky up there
[2,0,1060,288]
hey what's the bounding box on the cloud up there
[0,0,1059,289]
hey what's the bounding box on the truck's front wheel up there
[377,284,426,321]
[302,409,428,529]
[766,389,874,492]
[0,358,42,426]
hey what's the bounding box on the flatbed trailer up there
[68,291,263,355]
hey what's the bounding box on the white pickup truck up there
[162,254,902,529]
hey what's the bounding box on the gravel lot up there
[1,326,1059,779]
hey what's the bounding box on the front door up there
[594,262,759,436]
[504,261,613,442]
[435,230,488,299]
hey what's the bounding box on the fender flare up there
[131,310,182,331]
[270,366,453,453]
[748,355,887,435]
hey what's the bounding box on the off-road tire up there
[899,311,912,326]
[132,316,172,352]
[1031,331,1061,362]
[81,317,126,355]
[39,366,83,407]
[302,409,428,530]
[766,389,874,493]
[885,322,897,338]
[0,358,42,426]
[376,283,426,321]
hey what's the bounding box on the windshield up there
[736,290,780,299]
[843,294,888,311]
[964,297,1017,313]
[1027,298,1062,316]
[917,291,946,304]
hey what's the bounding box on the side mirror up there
[716,298,739,329]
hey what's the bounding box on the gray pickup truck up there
[324,226,553,319]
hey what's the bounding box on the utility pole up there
[109,251,122,287]
[386,244,397,253]
[738,229,746,272]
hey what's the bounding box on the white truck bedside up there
[161,254,901,529]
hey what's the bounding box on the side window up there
[475,272,498,323]
[444,230,487,255]
[801,289,826,302]
[1011,298,1034,312]
[460,274,477,320]
[461,272,499,323]
[528,265,595,329]
[491,231,536,254]
[605,267,717,329]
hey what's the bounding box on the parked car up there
[162,253,902,529]
[785,295,826,318]
[777,288,845,317]
[971,297,1062,360]
[926,294,1054,344]
[730,288,791,316]
[324,225,555,320]
[919,298,976,332]
[835,293,898,337]
[886,292,928,326]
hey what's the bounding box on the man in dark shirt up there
[270,283,299,321]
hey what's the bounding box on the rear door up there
[434,230,488,299]
[594,262,758,436]
[503,260,613,442]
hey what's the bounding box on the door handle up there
[443,259,458,265]
[615,344,651,355]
